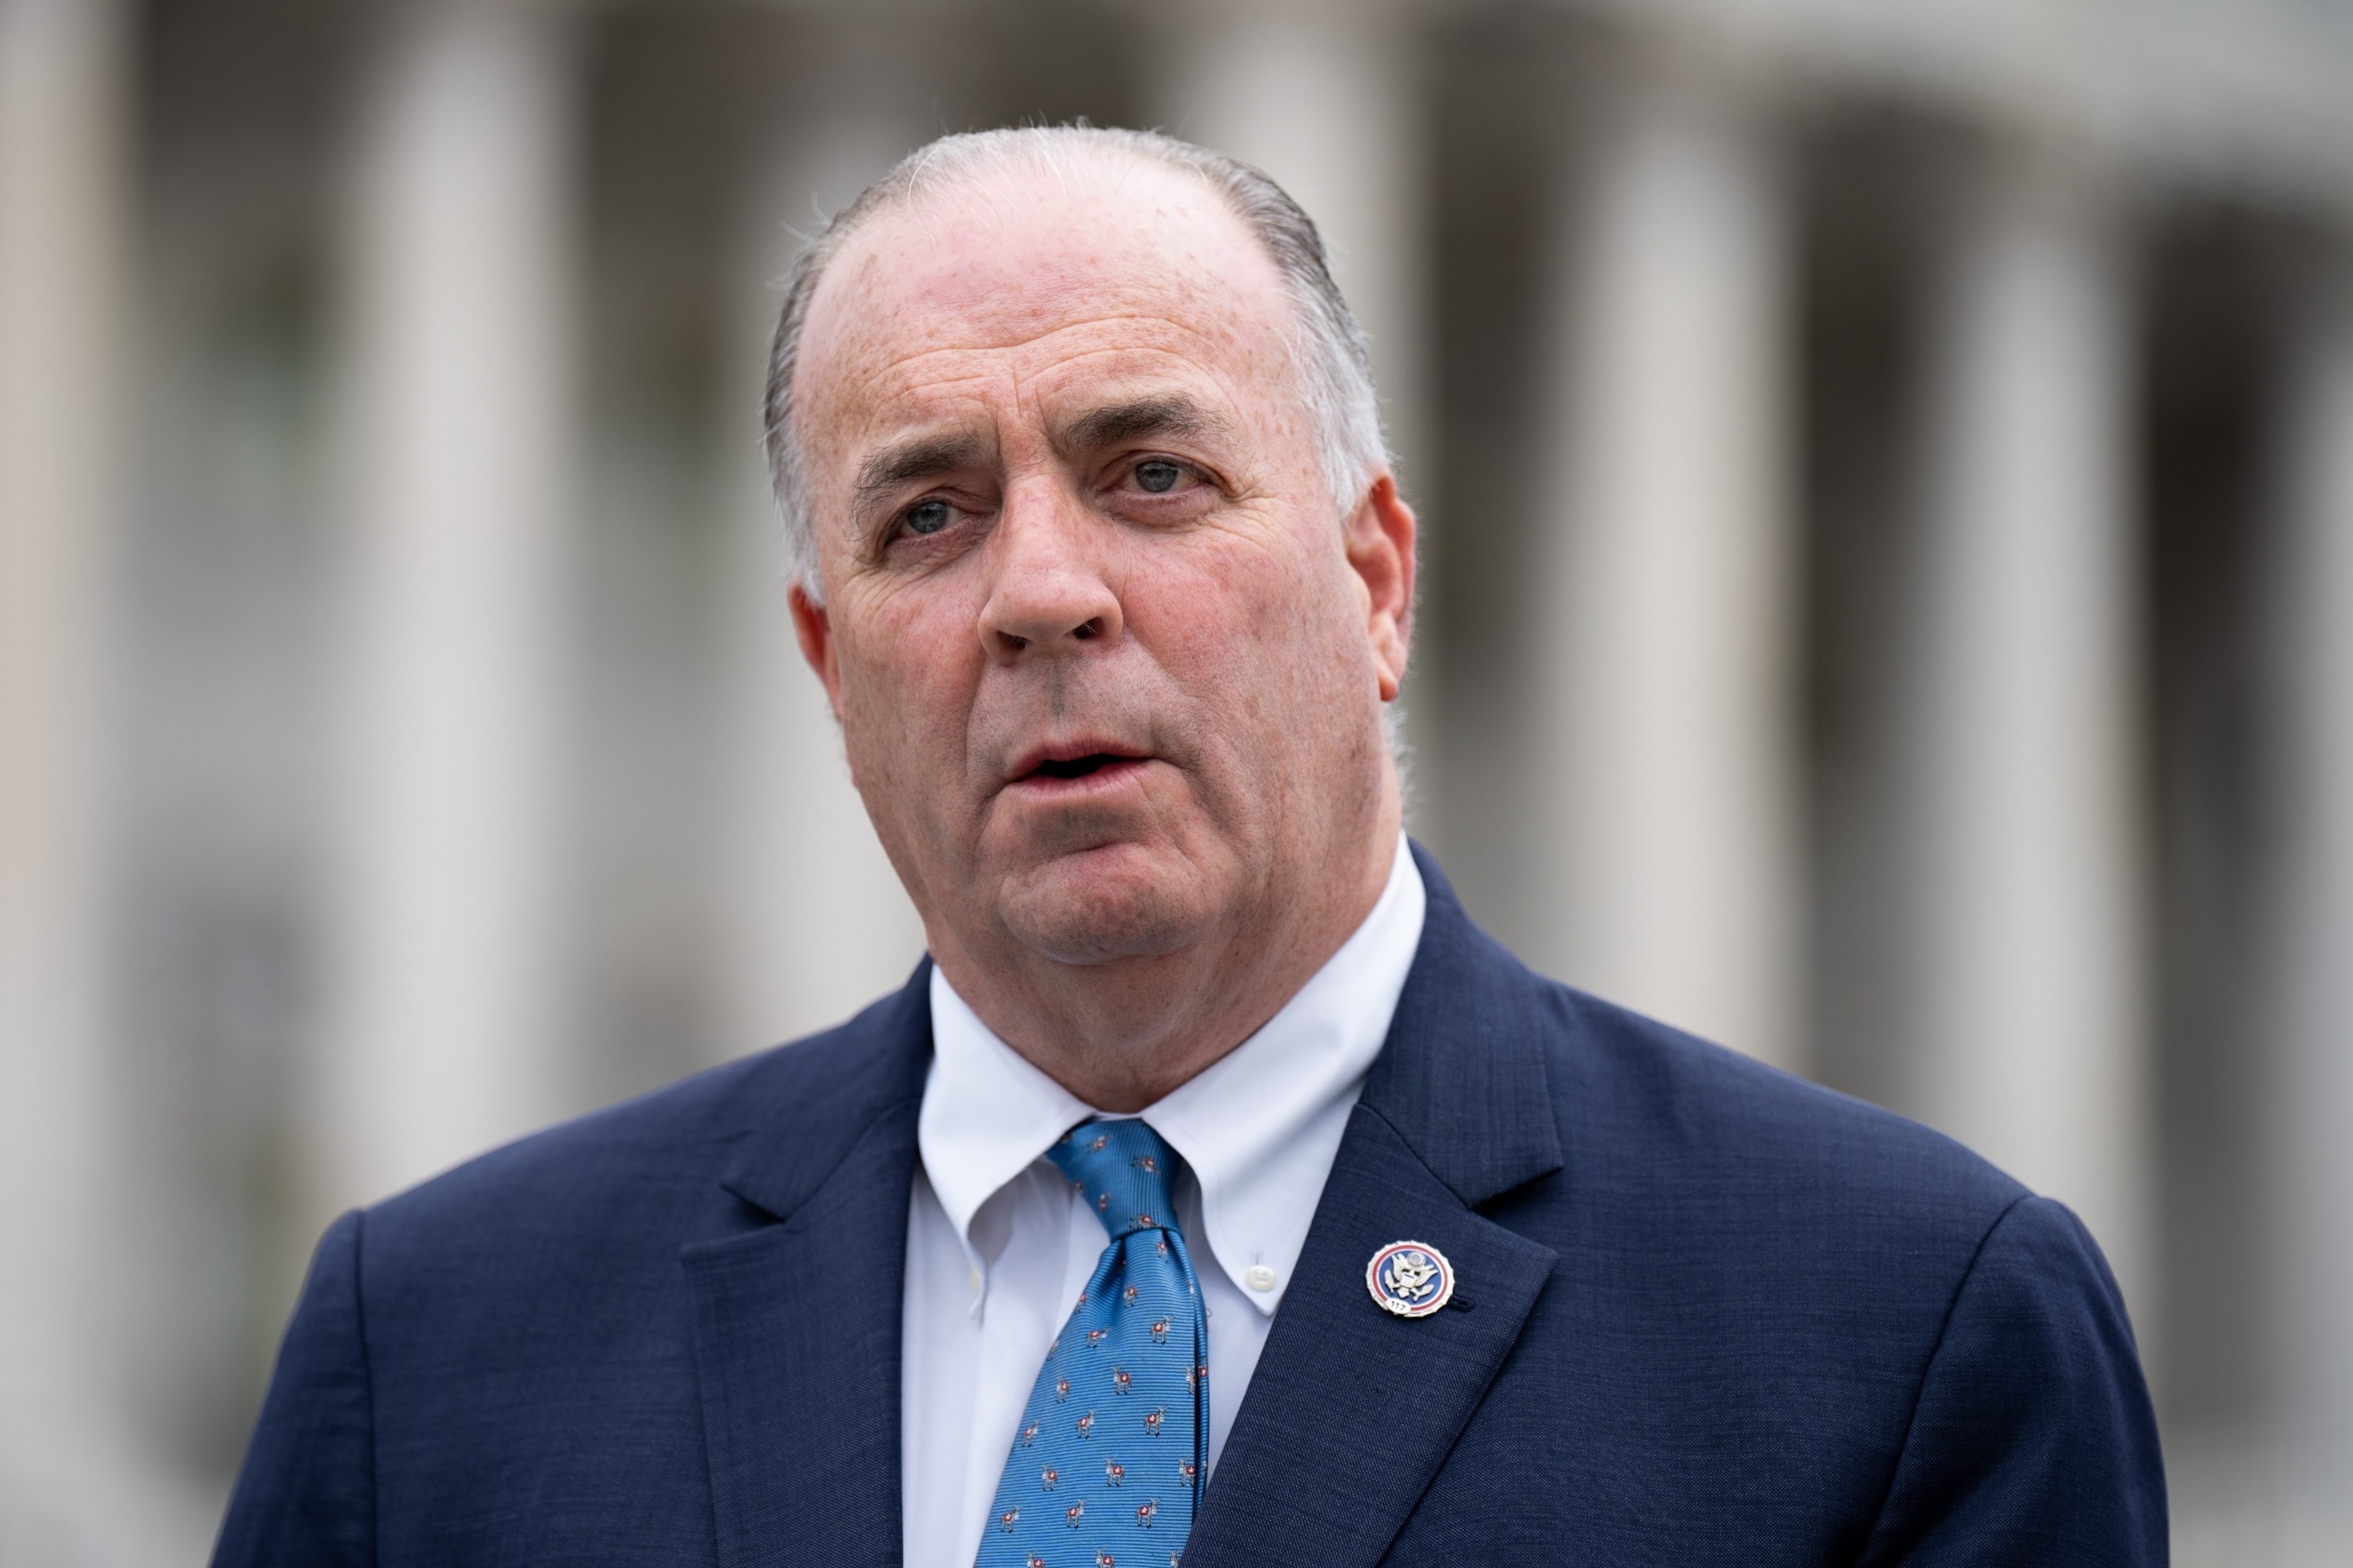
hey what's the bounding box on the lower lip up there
[1004,757,1155,800]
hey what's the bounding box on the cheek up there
[830,588,980,782]
[1127,526,1358,725]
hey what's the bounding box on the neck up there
[930,797,1402,1113]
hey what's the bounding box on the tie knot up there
[1048,1119,1180,1242]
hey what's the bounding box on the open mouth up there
[1029,753,1127,781]
[1006,744,1154,792]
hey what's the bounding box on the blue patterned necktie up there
[977,1119,1208,1568]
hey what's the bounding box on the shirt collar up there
[918,835,1427,1314]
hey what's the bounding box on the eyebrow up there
[847,395,1232,519]
[1055,395,1232,454]
[852,431,994,513]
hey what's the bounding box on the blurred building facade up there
[2,0,2351,1559]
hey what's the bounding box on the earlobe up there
[1346,474,1416,702]
[787,583,846,716]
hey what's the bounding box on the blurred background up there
[4,0,2352,1559]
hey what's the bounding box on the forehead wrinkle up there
[836,354,1000,428]
[844,320,1267,440]
[892,367,1263,486]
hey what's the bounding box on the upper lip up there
[1003,738,1154,785]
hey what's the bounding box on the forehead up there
[794,155,1298,440]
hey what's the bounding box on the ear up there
[787,582,845,717]
[1343,473,1416,702]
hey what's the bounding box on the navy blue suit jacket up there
[216,848,2165,1564]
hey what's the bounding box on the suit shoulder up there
[361,976,928,1260]
[1535,976,2029,1237]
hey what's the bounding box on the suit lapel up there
[1185,847,1566,1568]
[682,969,933,1568]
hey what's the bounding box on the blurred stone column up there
[1526,67,1805,1072]
[318,0,581,1213]
[2266,257,2353,1533]
[0,0,129,1545]
[1903,155,2147,1311]
[712,40,925,1056]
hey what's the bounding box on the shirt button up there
[1244,1265,1278,1292]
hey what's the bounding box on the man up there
[217,126,2164,1566]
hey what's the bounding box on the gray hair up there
[762,125,1389,597]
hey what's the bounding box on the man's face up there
[789,157,1411,973]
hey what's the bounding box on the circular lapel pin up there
[1366,1239,1455,1318]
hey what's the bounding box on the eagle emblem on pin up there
[1366,1239,1455,1318]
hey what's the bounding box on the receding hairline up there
[790,145,1296,397]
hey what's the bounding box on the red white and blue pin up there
[1366,1239,1455,1318]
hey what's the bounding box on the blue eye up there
[1134,460,1183,495]
[903,499,952,535]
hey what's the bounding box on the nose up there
[977,483,1124,663]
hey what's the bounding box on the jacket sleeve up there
[1857,1194,2167,1565]
[211,1209,377,1568]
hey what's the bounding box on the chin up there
[996,842,1219,966]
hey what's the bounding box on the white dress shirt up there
[899,836,1426,1568]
